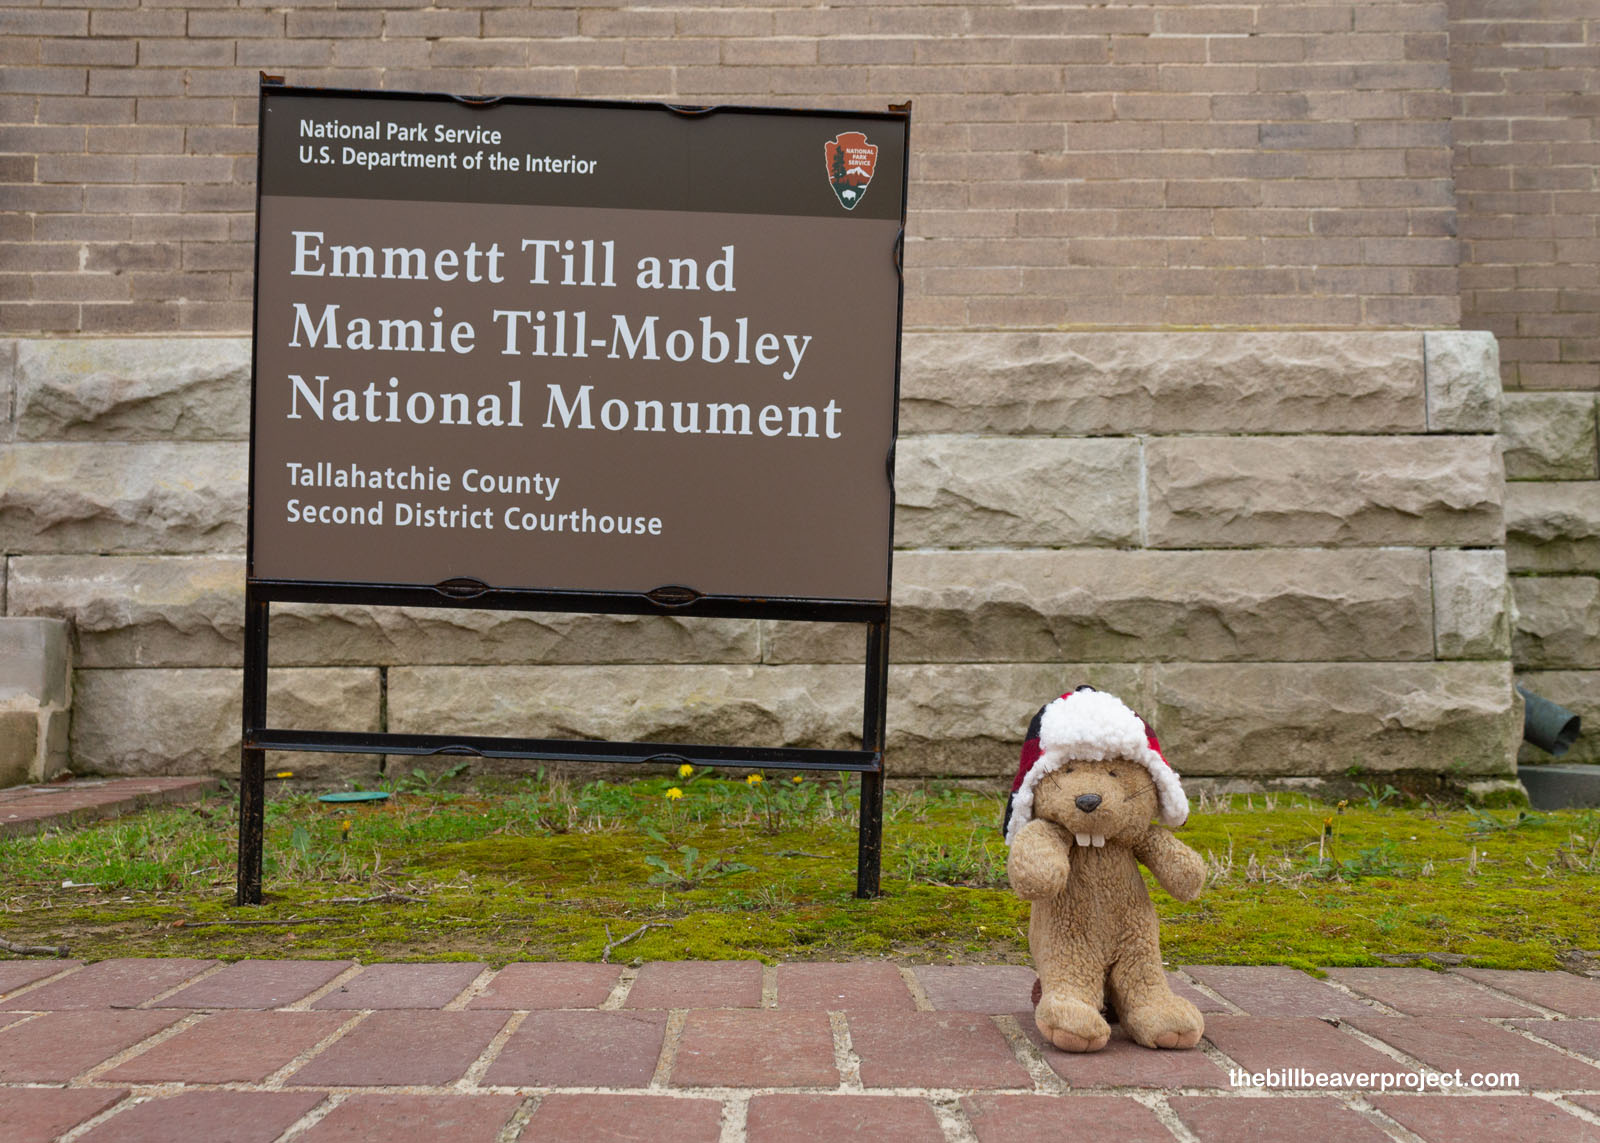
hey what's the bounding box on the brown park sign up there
[251,86,909,605]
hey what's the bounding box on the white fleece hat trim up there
[1005,689,1188,846]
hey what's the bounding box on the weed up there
[1358,781,1401,810]
[896,828,1008,888]
[643,845,756,889]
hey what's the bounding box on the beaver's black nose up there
[1075,793,1102,813]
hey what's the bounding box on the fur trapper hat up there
[1003,686,1188,845]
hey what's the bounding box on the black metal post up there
[236,592,270,905]
[855,617,890,898]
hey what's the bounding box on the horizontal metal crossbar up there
[248,728,884,774]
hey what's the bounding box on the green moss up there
[2,781,1597,969]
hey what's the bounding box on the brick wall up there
[1,0,1462,335]
[1448,1,1600,762]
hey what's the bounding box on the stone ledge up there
[0,776,218,839]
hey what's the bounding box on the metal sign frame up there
[238,79,909,905]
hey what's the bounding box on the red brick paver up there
[484,1010,667,1088]
[672,1009,838,1088]
[1454,969,1600,1018]
[849,1011,1033,1090]
[0,957,214,1010]
[776,962,916,1011]
[1372,1094,1600,1143]
[1181,965,1378,1019]
[626,959,764,1009]
[294,1094,524,1143]
[0,777,217,838]
[1200,1013,1402,1088]
[1512,1018,1600,1062]
[1170,1095,1396,1143]
[102,1009,349,1084]
[286,1010,508,1087]
[747,1094,945,1143]
[1023,1023,1229,1089]
[1325,967,1543,1018]
[0,959,78,1000]
[911,965,1035,1013]
[0,1087,127,1143]
[963,1094,1178,1143]
[311,961,484,1009]
[467,961,621,1009]
[74,1090,325,1143]
[0,1009,184,1081]
[524,1093,722,1143]
[1348,1015,1600,1090]
[155,958,356,1009]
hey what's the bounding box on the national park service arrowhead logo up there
[825,131,878,211]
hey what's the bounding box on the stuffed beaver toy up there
[1004,686,1206,1052]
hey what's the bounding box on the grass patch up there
[2,773,1598,970]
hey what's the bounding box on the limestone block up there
[1505,482,1600,573]
[893,436,1139,548]
[7,555,760,669]
[15,337,251,441]
[1511,575,1600,671]
[1146,435,1504,548]
[1425,330,1501,433]
[1432,549,1511,659]
[1150,661,1519,777]
[0,339,16,444]
[899,331,1425,436]
[69,667,382,778]
[388,661,1150,780]
[0,442,247,554]
[764,548,1435,664]
[0,617,73,785]
[0,616,72,706]
[1501,392,1598,480]
[1515,671,1599,764]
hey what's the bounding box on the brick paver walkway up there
[3,960,1600,1141]
[0,778,217,839]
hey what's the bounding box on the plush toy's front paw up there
[1007,819,1072,900]
[1121,993,1204,1050]
[1036,990,1111,1053]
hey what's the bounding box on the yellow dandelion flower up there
[665,787,684,800]
[746,773,763,786]
[791,774,804,783]
[678,763,694,779]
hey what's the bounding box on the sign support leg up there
[236,593,270,906]
[856,617,890,898]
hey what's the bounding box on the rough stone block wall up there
[0,332,1518,786]
[1448,2,1600,765]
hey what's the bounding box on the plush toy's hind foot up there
[1036,990,1111,1053]
[1120,993,1204,1050]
